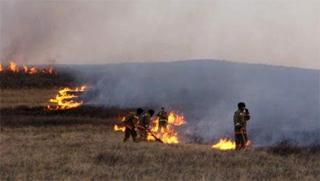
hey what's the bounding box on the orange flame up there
[147,112,185,144]
[43,66,54,74]
[47,86,87,110]
[113,125,126,132]
[212,138,236,150]
[29,66,38,74]
[9,61,19,72]
[112,111,185,144]
[168,112,185,126]
[23,65,29,73]
[0,61,54,74]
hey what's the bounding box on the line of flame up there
[47,86,86,110]
[0,61,54,74]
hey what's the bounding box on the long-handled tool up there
[137,125,163,143]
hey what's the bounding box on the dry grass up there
[1,125,319,181]
[0,89,319,180]
[0,89,57,108]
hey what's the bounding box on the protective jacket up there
[140,112,152,128]
[157,111,168,122]
[124,112,139,128]
[233,108,250,150]
[233,109,250,127]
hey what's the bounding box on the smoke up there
[81,60,320,146]
[0,1,59,63]
[1,0,319,69]
[1,0,319,145]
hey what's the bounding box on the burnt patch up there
[0,106,133,128]
[0,71,75,89]
[262,140,320,156]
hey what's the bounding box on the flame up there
[0,61,54,74]
[147,111,185,144]
[168,112,185,125]
[9,61,19,72]
[43,66,54,74]
[29,66,38,74]
[245,140,252,148]
[47,86,87,110]
[23,65,29,73]
[113,125,126,132]
[112,111,185,144]
[212,138,236,150]
[22,65,39,74]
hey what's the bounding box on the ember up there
[0,61,54,74]
[47,86,87,110]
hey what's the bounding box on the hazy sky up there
[0,0,319,69]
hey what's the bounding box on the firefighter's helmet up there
[148,109,155,116]
[136,108,144,115]
[237,102,246,109]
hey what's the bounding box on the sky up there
[0,0,319,69]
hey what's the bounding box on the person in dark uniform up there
[138,109,155,141]
[157,107,168,131]
[233,102,250,150]
[123,108,144,142]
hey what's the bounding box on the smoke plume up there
[1,0,319,69]
[81,60,320,146]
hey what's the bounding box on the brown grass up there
[1,125,319,180]
[0,89,319,180]
[0,89,57,108]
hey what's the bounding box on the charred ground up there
[0,66,78,89]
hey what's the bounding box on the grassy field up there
[0,89,319,180]
[0,89,57,108]
[1,125,319,180]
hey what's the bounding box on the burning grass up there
[0,63,75,89]
[212,138,236,150]
[0,61,54,74]
[113,111,185,144]
[47,85,87,110]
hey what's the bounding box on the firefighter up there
[123,108,144,142]
[233,102,250,150]
[157,107,168,131]
[138,109,155,141]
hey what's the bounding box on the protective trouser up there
[234,126,248,150]
[123,127,137,142]
[159,119,168,130]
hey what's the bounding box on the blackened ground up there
[0,106,132,128]
[261,141,320,156]
[0,71,75,88]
